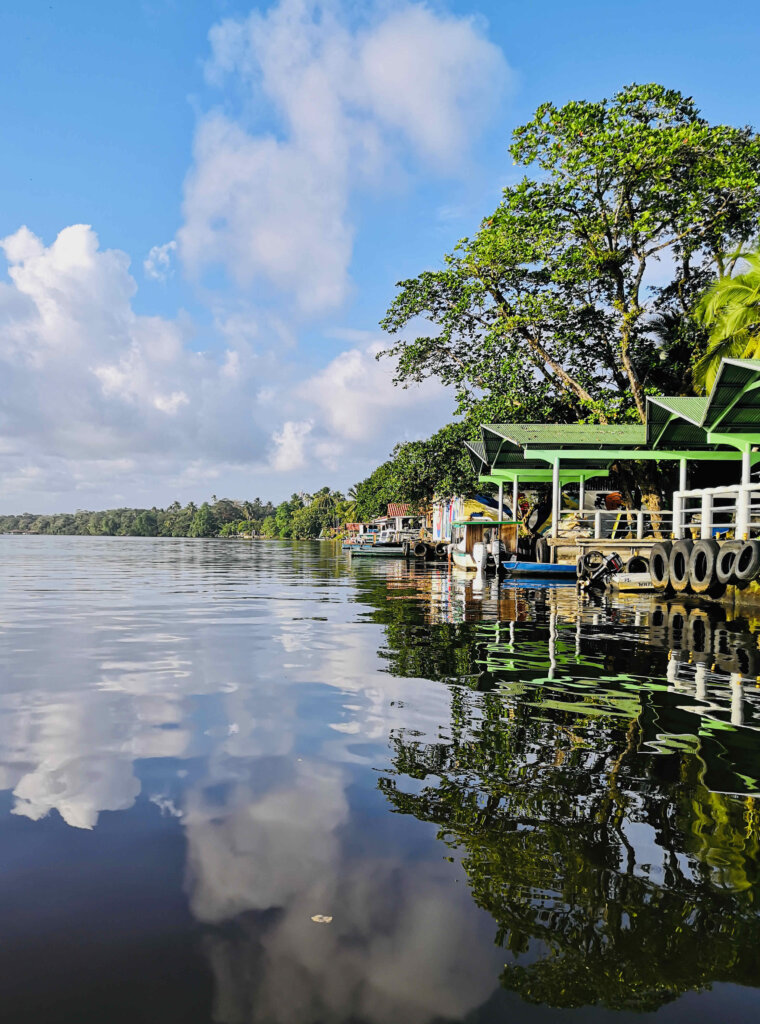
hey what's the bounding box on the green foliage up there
[189,503,218,538]
[0,497,277,539]
[381,83,760,424]
[694,248,760,391]
[262,488,347,539]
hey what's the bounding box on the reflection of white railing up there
[673,484,760,541]
[557,509,675,541]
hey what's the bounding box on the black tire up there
[625,554,650,574]
[435,542,447,557]
[687,539,719,595]
[650,542,672,590]
[716,541,743,586]
[576,554,585,578]
[669,540,693,593]
[413,541,427,558]
[733,540,760,583]
[535,538,550,563]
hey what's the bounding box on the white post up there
[512,476,519,522]
[636,511,644,540]
[579,475,586,512]
[700,492,714,540]
[673,492,684,539]
[551,460,560,564]
[679,459,687,493]
[738,446,752,540]
[594,510,602,539]
[742,447,752,485]
[498,482,503,522]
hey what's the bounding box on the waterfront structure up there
[465,358,760,563]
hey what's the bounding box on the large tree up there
[381,84,760,425]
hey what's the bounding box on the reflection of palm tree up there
[694,250,760,392]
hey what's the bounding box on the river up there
[0,535,758,1023]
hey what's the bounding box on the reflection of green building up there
[376,595,760,1011]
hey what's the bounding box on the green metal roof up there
[703,358,760,434]
[484,423,646,450]
[646,396,712,448]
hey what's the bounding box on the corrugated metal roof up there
[703,359,760,433]
[650,396,708,424]
[484,423,646,449]
[646,397,712,448]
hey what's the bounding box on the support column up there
[679,458,687,493]
[742,446,752,485]
[551,459,560,565]
[579,474,586,522]
[497,482,503,522]
[512,476,519,521]
[738,444,752,540]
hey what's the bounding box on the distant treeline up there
[0,489,353,540]
[0,498,276,539]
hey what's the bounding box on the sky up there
[1,0,759,512]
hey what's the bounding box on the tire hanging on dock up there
[687,539,720,595]
[649,541,672,591]
[716,541,743,586]
[732,539,760,583]
[535,538,550,564]
[413,541,427,559]
[625,554,649,574]
[668,540,693,593]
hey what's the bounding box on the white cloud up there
[265,341,453,474]
[179,0,509,310]
[271,419,313,471]
[143,239,177,280]
[0,223,270,507]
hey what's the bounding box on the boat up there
[451,519,518,571]
[502,560,577,578]
[345,528,410,558]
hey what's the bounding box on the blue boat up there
[502,560,577,578]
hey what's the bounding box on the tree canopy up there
[381,84,760,426]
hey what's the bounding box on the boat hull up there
[502,560,577,578]
[348,545,408,558]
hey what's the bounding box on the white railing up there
[557,509,675,541]
[673,483,760,541]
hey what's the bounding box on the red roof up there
[346,522,362,532]
[387,503,410,517]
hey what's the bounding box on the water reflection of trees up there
[377,588,760,1011]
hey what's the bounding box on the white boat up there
[450,519,519,572]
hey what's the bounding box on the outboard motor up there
[584,550,624,589]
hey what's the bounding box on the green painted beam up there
[479,470,609,484]
[525,448,757,464]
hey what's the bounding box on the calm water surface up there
[1,536,759,1023]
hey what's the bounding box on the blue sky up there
[1,0,758,511]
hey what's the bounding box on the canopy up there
[647,359,760,449]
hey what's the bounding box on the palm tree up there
[693,249,760,393]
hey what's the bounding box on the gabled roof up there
[647,360,760,445]
[646,397,712,448]
[704,358,760,433]
[387,503,410,517]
